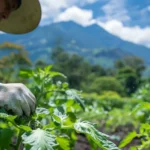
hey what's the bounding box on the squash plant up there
[0,66,119,150]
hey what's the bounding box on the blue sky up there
[39,0,150,48]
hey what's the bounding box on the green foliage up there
[116,66,139,95]
[88,77,125,95]
[74,121,119,150]
[119,123,150,150]
[0,128,14,150]
[115,56,146,95]
[51,47,107,91]
[119,131,137,148]
[22,128,58,150]
[120,100,150,149]
[0,42,32,83]
[0,66,119,150]
[133,84,150,102]
[82,92,141,135]
[105,108,139,132]
[83,92,125,110]
[115,56,145,78]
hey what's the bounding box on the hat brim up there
[0,0,41,34]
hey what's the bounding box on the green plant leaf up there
[56,136,71,150]
[36,107,50,116]
[130,146,138,150]
[52,107,76,128]
[50,72,66,78]
[19,125,32,132]
[66,90,85,110]
[119,131,137,148]
[74,121,119,150]
[22,128,58,150]
[0,128,14,150]
[19,70,33,78]
[132,102,150,114]
[0,113,17,123]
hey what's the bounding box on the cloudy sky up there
[39,0,150,48]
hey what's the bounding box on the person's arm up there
[0,83,36,116]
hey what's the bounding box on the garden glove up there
[0,83,36,116]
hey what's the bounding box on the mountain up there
[0,21,150,67]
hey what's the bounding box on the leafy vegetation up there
[1,42,150,149]
[0,66,119,150]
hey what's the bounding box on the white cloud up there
[39,0,68,25]
[98,20,150,48]
[100,0,130,22]
[39,1,150,48]
[39,0,98,25]
[55,6,95,26]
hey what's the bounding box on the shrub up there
[89,77,125,96]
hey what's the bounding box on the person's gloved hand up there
[0,83,36,116]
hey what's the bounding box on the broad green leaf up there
[50,72,66,78]
[44,65,52,73]
[132,102,150,114]
[52,107,65,126]
[52,107,76,128]
[19,125,32,132]
[0,128,14,150]
[52,114,61,126]
[56,136,71,150]
[19,70,33,78]
[140,123,150,134]
[130,146,137,150]
[138,140,150,150]
[0,113,17,123]
[119,131,137,148]
[62,82,69,89]
[63,112,76,127]
[66,90,85,110]
[22,128,58,150]
[74,121,119,150]
[36,107,50,116]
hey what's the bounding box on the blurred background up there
[0,0,150,149]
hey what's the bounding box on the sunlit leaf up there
[56,136,71,150]
[19,70,33,78]
[36,107,50,116]
[66,90,85,110]
[132,102,150,114]
[52,107,76,127]
[0,113,17,123]
[22,128,58,150]
[74,120,119,150]
[119,131,137,148]
[19,125,32,132]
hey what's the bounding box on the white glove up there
[0,83,36,116]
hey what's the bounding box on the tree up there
[88,76,124,95]
[115,56,146,95]
[115,56,146,78]
[0,42,32,82]
[116,66,139,95]
[51,47,107,90]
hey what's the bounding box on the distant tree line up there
[0,42,147,96]
[37,46,146,96]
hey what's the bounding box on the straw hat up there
[0,0,41,34]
